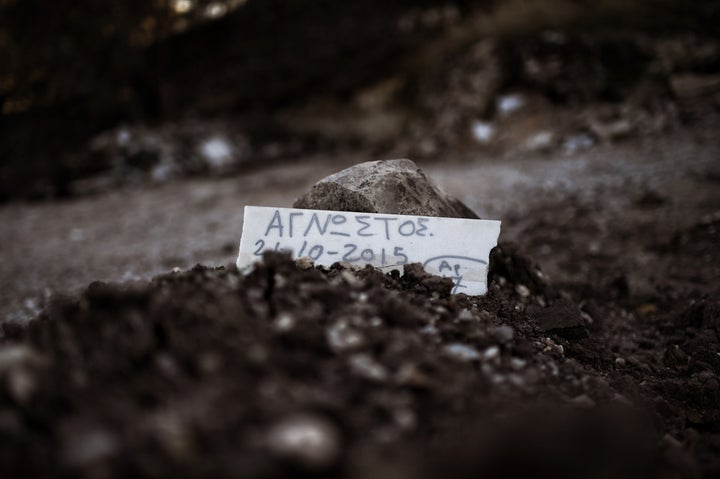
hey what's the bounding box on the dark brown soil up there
[1,189,718,477]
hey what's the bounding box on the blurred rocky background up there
[1,0,718,200]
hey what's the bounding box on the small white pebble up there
[510,357,527,370]
[368,316,383,327]
[497,93,525,115]
[515,284,531,298]
[327,322,364,352]
[274,313,295,332]
[267,414,340,469]
[349,354,388,381]
[273,274,287,288]
[471,121,495,144]
[483,345,501,362]
[444,343,480,362]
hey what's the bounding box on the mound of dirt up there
[1,245,718,477]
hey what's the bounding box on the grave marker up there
[238,206,501,295]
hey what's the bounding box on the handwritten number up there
[308,245,324,260]
[394,246,408,265]
[342,244,359,262]
[253,239,265,256]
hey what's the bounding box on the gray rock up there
[293,159,479,219]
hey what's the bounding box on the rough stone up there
[293,159,479,219]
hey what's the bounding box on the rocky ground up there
[2,113,717,323]
[1,109,719,476]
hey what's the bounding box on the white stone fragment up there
[471,121,495,144]
[483,345,501,362]
[497,93,525,115]
[444,343,481,361]
[200,137,233,170]
[326,322,365,352]
[348,354,388,381]
[524,131,554,151]
[267,414,340,468]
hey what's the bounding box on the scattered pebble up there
[510,357,527,370]
[349,354,388,381]
[562,133,594,154]
[471,121,495,144]
[483,345,501,362]
[200,137,234,172]
[515,284,531,298]
[116,128,131,145]
[523,131,554,151]
[368,316,383,327]
[420,325,439,336]
[151,162,173,182]
[273,273,287,288]
[444,343,481,362]
[267,414,341,469]
[274,313,296,332]
[497,93,525,115]
[327,322,365,352]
